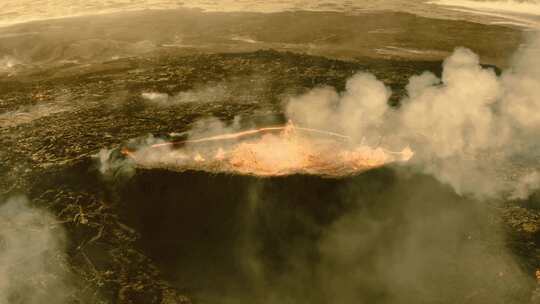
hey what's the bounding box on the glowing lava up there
[121,122,413,177]
[149,121,349,148]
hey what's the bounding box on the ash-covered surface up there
[1,49,539,303]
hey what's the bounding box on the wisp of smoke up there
[0,55,20,72]
[141,77,268,106]
[0,196,74,304]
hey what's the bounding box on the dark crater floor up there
[118,168,534,304]
[30,159,538,304]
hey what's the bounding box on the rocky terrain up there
[1,48,539,303]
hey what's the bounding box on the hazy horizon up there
[1,0,540,28]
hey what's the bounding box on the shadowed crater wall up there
[115,167,533,304]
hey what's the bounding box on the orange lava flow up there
[149,121,350,148]
[121,122,413,177]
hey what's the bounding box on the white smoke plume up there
[141,92,169,104]
[0,55,20,72]
[97,117,242,176]
[286,34,540,199]
[142,86,233,106]
[0,196,74,304]
[141,77,268,106]
[286,73,391,144]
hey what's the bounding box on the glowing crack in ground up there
[122,122,413,177]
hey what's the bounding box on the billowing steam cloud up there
[286,35,540,199]
[286,73,391,143]
[0,196,74,304]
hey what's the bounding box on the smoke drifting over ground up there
[0,196,73,304]
[285,35,540,200]
[141,77,269,106]
[141,84,230,106]
[0,55,20,72]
